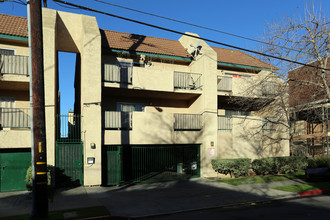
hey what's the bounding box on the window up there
[225,109,251,116]
[117,102,145,112]
[0,48,15,55]
[225,73,251,78]
[0,97,15,108]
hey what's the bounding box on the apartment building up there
[289,59,330,157]
[0,9,289,191]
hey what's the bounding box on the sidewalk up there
[0,178,325,219]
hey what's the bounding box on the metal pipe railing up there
[174,113,202,130]
[103,63,132,84]
[0,54,29,76]
[217,76,232,91]
[104,111,132,129]
[0,107,30,128]
[218,115,232,131]
[174,71,202,90]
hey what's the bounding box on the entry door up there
[0,152,31,192]
[56,142,83,187]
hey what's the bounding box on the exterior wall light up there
[87,157,95,164]
[90,143,96,149]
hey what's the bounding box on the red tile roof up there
[101,29,191,58]
[212,47,275,69]
[0,14,28,38]
[0,13,274,69]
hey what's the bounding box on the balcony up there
[173,71,202,90]
[0,54,29,76]
[103,111,202,145]
[218,75,278,98]
[218,115,232,131]
[103,63,202,93]
[0,108,30,128]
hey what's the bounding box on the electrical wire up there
[94,0,309,55]
[53,0,330,71]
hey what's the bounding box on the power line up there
[53,0,330,71]
[94,0,317,55]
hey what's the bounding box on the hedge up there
[252,156,308,175]
[25,165,52,190]
[211,158,251,178]
[307,157,330,168]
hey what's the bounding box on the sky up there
[0,0,329,114]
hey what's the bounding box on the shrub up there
[252,156,308,175]
[25,165,52,190]
[307,157,330,168]
[211,158,251,178]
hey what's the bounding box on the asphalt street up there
[140,195,330,220]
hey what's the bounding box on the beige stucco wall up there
[104,111,203,145]
[0,43,29,56]
[41,9,102,186]
[217,116,289,159]
[179,33,218,177]
[0,129,30,148]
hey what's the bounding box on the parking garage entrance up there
[103,144,200,186]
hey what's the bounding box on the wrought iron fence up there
[174,113,202,130]
[174,71,202,90]
[56,114,82,142]
[103,63,132,84]
[217,76,232,91]
[0,54,29,76]
[218,115,232,131]
[104,111,132,129]
[0,108,30,128]
[104,144,200,185]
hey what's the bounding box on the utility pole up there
[28,0,48,218]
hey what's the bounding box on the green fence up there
[104,145,200,185]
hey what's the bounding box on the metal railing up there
[104,111,132,129]
[56,114,82,142]
[0,108,30,128]
[174,71,202,90]
[218,115,232,131]
[174,114,202,130]
[0,54,29,76]
[262,81,277,96]
[217,76,232,91]
[103,63,132,84]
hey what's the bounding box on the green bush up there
[252,156,308,175]
[25,165,52,190]
[211,158,251,178]
[307,157,330,168]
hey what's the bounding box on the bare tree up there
[226,2,330,157]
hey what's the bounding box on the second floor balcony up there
[103,63,202,93]
[0,107,30,129]
[217,75,278,98]
[0,54,29,77]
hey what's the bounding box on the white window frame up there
[0,48,16,55]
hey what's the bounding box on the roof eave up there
[0,33,28,42]
[217,61,275,71]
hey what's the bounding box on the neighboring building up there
[289,58,330,157]
[0,9,289,191]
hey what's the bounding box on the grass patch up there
[1,206,110,220]
[273,182,330,193]
[218,171,305,186]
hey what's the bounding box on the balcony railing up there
[174,71,202,90]
[174,114,202,130]
[0,54,29,76]
[0,108,30,128]
[103,63,132,84]
[104,111,132,130]
[262,81,277,96]
[218,115,232,131]
[217,76,232,91]
[262,118,276,132]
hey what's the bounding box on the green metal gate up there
[0,152,31,192]
[56,114,83,187]
[104,145,200,185]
